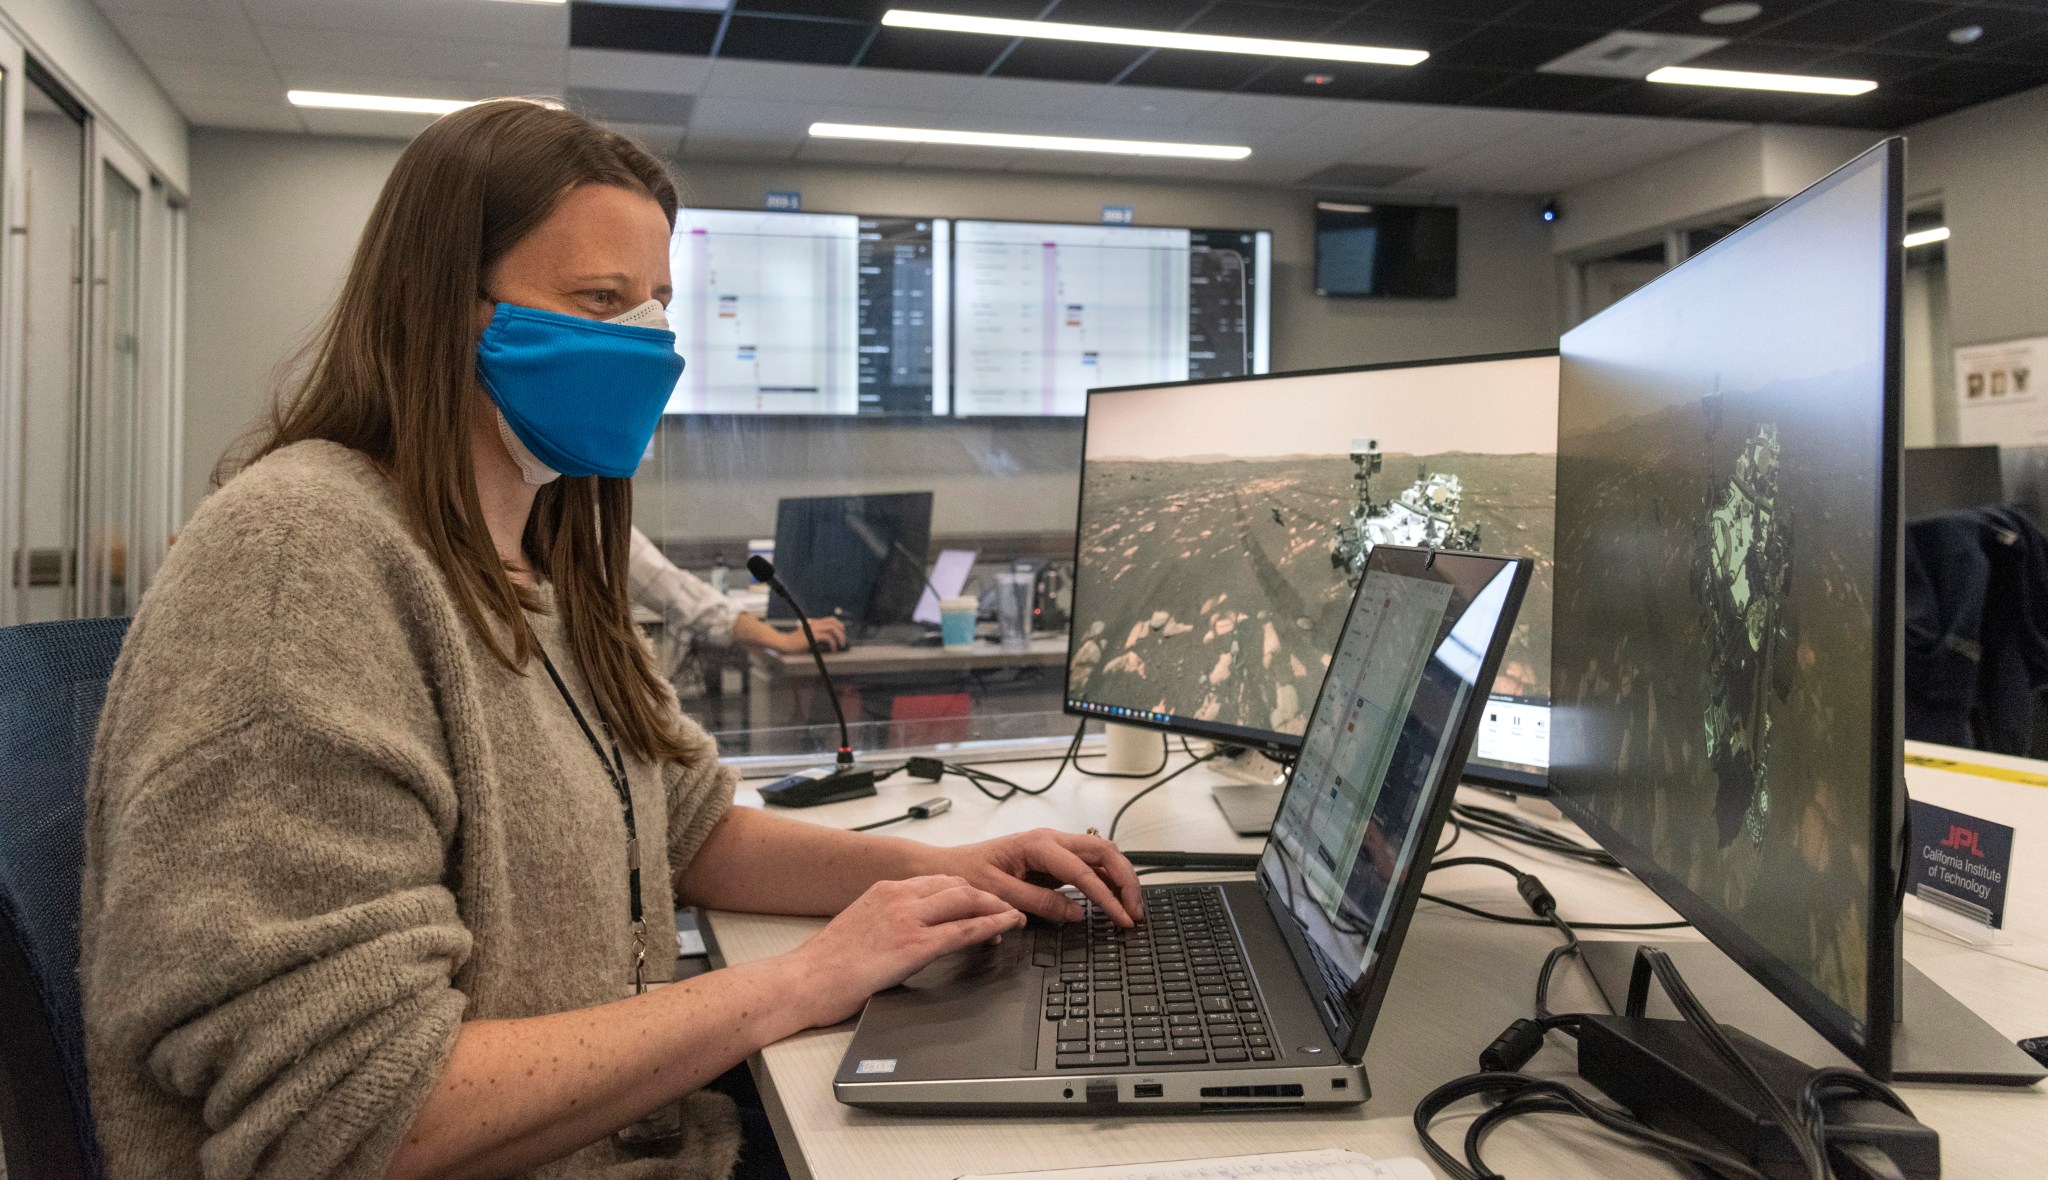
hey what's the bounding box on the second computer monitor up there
[1065,350,1558,780]
[767,492,934,631]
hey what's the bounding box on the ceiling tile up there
[258,27,565,89]
[736,0,890,16]
[1050,0,1214,25]
[1468,70,1627,111]
[1183,4,1351,38]
[856,27,1011,74]
[953,76,1105,119]
[717,14,871,65]
[1748,0,1949,49]
[567,47,716,94]
[1115,50,1274,93]
[295,106,447,138]
[95,0,248,19]
[106,13,269,66]
[991,39,1149,84]
[1874,5,2048,58]
[570,3,722,55]
[245,0,566,47]
[143,56,287,100]
[1434,23,1619,71]
[1073,85,1220,125]
[174,94,306,132]
[1510,0,1693,32]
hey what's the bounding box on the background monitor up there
[951,220,1272,416]
[1901,444,2002,519]
[767,492,934,631]
[1551,141,1904,1072]
[1313,202,1458,300]
[664,208,949,415]
[1064,350,1558,777]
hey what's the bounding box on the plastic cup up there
[940,596,979,649]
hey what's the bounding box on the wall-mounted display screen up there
[952,220,1272,417]
[664,208,951,416]
[1313,202,1457,300]
[660,209,1269,417]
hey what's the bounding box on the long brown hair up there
[228,99,691,762]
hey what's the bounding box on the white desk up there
[705,741,2048,1179]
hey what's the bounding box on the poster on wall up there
[1955,335,2045,445]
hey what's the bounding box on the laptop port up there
[1133,1083,1163,1099]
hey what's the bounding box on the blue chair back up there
[0,616,127,1180]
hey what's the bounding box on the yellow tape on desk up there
[1904,751,2048,790]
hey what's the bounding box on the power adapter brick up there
[1574,1015,1939,1180]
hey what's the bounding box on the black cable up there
[1413,1072,1768,1180]
[848,811,915,833]
[1435,815,1463,858]
[1104,748,1221,840]
[1450,802,1622,869]
[1534,909,1579,1021]
[1418,891,1692,931]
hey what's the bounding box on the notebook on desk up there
[834,545,1530,1112]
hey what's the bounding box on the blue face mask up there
[476,300,685,480]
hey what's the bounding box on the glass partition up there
[637,413,1084,762]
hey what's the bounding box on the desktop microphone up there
[746,555,878,808]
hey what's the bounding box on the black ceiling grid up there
[568,0,2048,130]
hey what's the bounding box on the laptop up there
[834,544,1531,1111]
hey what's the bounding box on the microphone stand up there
[747,555,879,808]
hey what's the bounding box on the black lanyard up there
[537,646,649,990]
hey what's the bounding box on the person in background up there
[627,526,845,696]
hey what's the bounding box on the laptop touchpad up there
[860,933,1043,1078]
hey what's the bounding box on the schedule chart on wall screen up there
[857,217,950,415]
[953,220,1192,416]
[666,209,861,414]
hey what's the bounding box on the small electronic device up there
[758,765,877,809]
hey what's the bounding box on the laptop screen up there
[1260,547,1524,1019]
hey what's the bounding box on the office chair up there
[0,616,128,1180]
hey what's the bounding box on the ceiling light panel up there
[1645,66,1877,96]
[808,121,1251,160]
[288,90,474,114]
[1903,226,1950,248]
[881,9,1427,67]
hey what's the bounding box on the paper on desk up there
[958,1147,1431,1180]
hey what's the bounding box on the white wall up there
[1552,125,1879,258]
[182,130,403,516]
[184,129,1562,537]
[1904,82,2048,354]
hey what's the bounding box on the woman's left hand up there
[929,829,1144,927]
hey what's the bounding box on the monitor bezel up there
[1548,138,1906,1077]
[1063,347,1560,769]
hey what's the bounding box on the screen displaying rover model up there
[1064,351,1557,761]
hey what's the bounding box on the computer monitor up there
[1063,350,1558,791]
[1902,444,2002,520]
[766,492,934,632]
[1553,138,2039,1083]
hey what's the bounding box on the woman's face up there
[482,182,674,322]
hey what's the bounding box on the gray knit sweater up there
[80,441,742,1180]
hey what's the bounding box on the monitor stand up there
[1208,747,1288,837]
[1579,940,2045,1086]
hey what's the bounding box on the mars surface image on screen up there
[1066,353,1557,751]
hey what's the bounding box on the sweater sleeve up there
[87,711,472,1180]
[662,712,739,878]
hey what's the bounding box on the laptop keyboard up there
[1036,885,1277,1070]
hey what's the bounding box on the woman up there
[80,99,1141,1180]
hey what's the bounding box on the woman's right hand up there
[782,875,1024,1027]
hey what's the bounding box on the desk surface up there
[752,633,1069,678]
[706,742,2048,1179]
